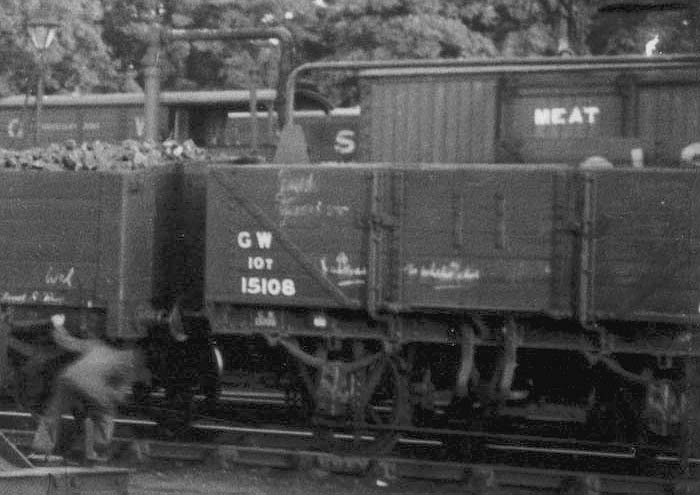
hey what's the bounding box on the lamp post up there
[27,14,58,146]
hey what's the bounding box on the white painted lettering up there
[551,107,567,125]
[7,118,23,138]
[254,310,277,327]
[248,256,273,270]
[534,108,551,126]
[256,231,273,249]
[534,106,600,126]
[237,231,252,249]
[583,106,600,124]
[568,106,583,124]
[267,278,281,296]
[334,129,356,155]
[241,277,296,297]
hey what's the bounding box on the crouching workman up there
[32,314,137,462]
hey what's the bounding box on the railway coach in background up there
[0,90,276,150]
[0,89,359,163]
[349,56,700,167]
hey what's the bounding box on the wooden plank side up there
[638,84,700,164]
[397,166,561,312]
[206,165,371,309]
[595,287,700,318]
[0,172,104,308]
[591,169,700,321]
[0,170,103,199]
[366,75,497,163]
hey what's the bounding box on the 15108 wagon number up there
[237,230,297,297]
[240,276,296,296]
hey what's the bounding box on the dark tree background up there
[0,0,695,98]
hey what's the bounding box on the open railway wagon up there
[200,54,700,467]
[0,160,204,417]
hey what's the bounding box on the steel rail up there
[1,412,697,494]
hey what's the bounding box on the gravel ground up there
[127,460,469,495]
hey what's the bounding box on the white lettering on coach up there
[534,106,600,126]
[7,118,24,138]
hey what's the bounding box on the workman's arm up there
[50,314,93,354]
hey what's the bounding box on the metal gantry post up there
[142,26,293,143]
[142,25,162,143]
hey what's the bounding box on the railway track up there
[1,405,699,495]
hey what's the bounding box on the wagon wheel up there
[301,353,410,456]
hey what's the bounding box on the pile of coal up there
[0,138,205,171]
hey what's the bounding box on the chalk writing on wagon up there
[404,262,480,290]
[275,171,350,225]
[320,252,367,287]
[1,291,66,304]
[45,266,76,288]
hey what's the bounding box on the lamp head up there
[28,15,59,51]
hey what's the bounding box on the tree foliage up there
[588,7,697,54]
[0,0,120,97]
[317,0,497,60]
[0,0,694,98]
